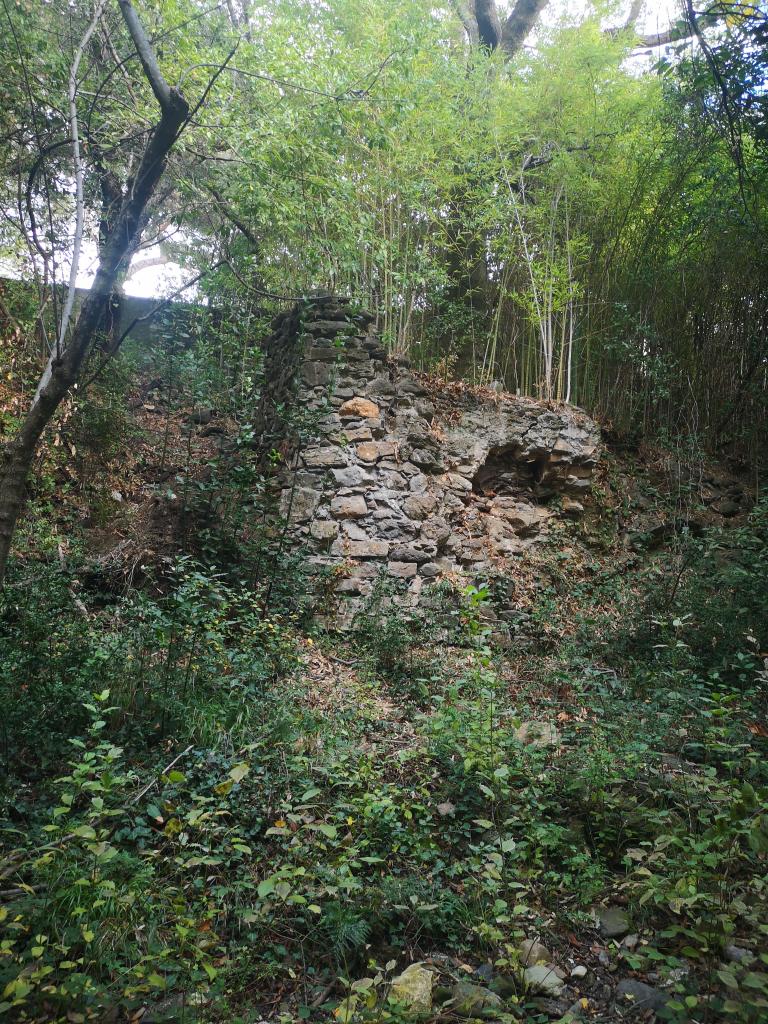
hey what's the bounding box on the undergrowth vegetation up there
[2,498,767,1023]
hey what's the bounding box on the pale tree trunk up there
[0,0,189,586]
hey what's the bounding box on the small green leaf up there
[229,762,250,783]
[313,823,338,839]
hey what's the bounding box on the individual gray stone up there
[357,441,396,462]
[492,501,547,535]
[489,974,517,999]
[419,515,451,548]
[367,376,397,397]
[304,319,352,335]
[449,981,503,1018]
[443,472,473,492]
[303,446,347,468]
[566,476,592,491]
[390,964,434,1012]
[369,488,405,506]
[519,938,552,965]
[523,964,564,996]
[302,361,332,387]
[408,448,444,472]
[485,515,514,544]
[380,472,407,489]
[280,487,320,523]
[474,963,495,985]
[388,561,418,578]
[306,346,343,362]
[408,473,431,494]
[389,544,437,564]
[331,466,374,487]
[403,494,438,519]
[342,522,369,540]
[335,577,371,595]
[341,425,373,442]
[419,562,441,577]
[331,495,368,518]
[309,520,338,541]
[376,518,418,538]
[330,539,389,559]
[399,380,427,396]
[724,944,751,963]
[595,906,630,939]
[345,347,374,363]
[615,979,668,1011]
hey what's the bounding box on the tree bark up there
[455,0,551,57]
[0,0,189,586]
[499,0,550,57]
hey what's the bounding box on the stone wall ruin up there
[259,297,601,624]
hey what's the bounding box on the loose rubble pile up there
[260,297,600,624]
[357,915,676,1022]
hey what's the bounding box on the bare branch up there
[634,4,728,48]
[117,0,174,111]
[125,252,170,277]
[56,1,109,367]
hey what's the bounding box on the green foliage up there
[3,1,768,1020]
[0,558,298,776]
[2,502,768,1021]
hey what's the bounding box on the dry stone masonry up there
[260,297,600,624]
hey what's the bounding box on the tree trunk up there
[0,0,189,586]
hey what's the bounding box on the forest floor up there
[2,363,767,1024]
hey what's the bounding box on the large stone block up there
[331,466,374,487]
[403,493,438,519]
[302,361,332,387]
[331,538,390,558]
[338,396,380,419]
[388,561,418,578]
[306,346,343,362]
[341,425,373,442]
[389,543,437,564]
[303,446,347,468]
[304,319,353,335]
[407,447,444,472]
[281,487,320,523]
[331,495,368,518]
[310,520,339,541]
[420,515,451,548]
[357,441,396,463]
